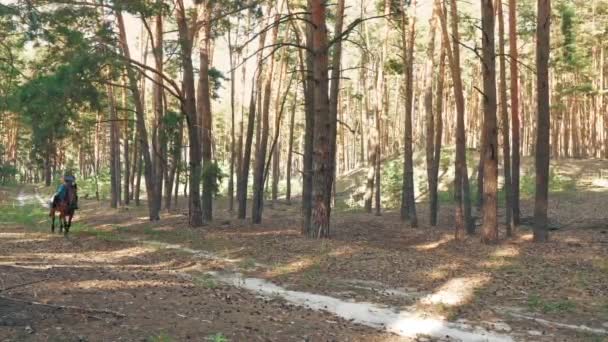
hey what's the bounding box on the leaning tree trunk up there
[237,28,267,219]
[175,0,202,226]
[252,12,280,224]
[117,11,156,220]
[534,0,551,242]
[480,0,498,244]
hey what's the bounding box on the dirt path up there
[2,185,607,341]
[0,229,413,342]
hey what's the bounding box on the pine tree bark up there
[534,0,551,242]
[498,0,513,234]
[117,11,157,219]
[307,0,331,238]
[175,1,202,226]
[400,0,418,227]
[438,0,473,238]
[152,12,165,215]
[237,28,267,219]
[481,0,498,244]
[425,2,437,225]
[252,12,279,224]
[286,95,297,205]
[228,23,236,212]
[107,82,120,209]
[509,0,521,226]
[328,0,345,215]
[198,3,214,222]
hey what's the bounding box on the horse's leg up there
[51,210,55,233]
[65,212,73,235]
[59,212,64,234]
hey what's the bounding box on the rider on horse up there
[52,174,78,210]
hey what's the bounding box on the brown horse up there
[49,185,76,235]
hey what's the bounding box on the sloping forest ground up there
[1,158,607,342]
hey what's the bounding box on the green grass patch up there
[193,274,217,289]
[207,333,228,342]
[527,294,576,314]
[147,332,174,342]
[0,203,49,229]
[237,257,257,270]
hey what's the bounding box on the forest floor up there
[1,158,608,342]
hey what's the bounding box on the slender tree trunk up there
[228,23,236,212]
[152,12,165,215]
[286,95,297,205]
[509,0,521,226]
[107,83,119,209]
[117,11,156,220]
[400,0,418,227]
[438,0,473,238]
[175,1,202,226]
[327,0,345,216]
[237,28,268,219]
[122,81,130,206]
[252,12,279,224]
[306,0,331,238]
[302,12,316,234]
[534,0,551,242]
[425,2,437,225]
[431,41,446,226]
[198,4,214,222]
[481,0,498,244]
[498,0,513,234]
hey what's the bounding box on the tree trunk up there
[481,0,498,244]
[400,0,418,227]
[425,2,437,225]
[228,23,236,212]
[306,0,331,238]
[116,11,156,220]
[237,28,268,219]
[175,1,202,226]
[152,12,165,215]
[252,12,280,224]
[509,0,521,226]
[107,83,119,209]
[534,0,551,242]
[286,95,297,205]
[198,3,214,222]
[438,0,473,238]
[498,0,513,234]
[431,40,446,226]
[302,12,316,235]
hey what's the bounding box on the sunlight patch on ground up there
[2,246,156,264]
[211,271,513,341]
[72,279,184,290]
[420,275,490,306]
[516,233,533,242]
[413,235,452,251]
[266,257,317,277]
[591,178,608,189]
[223,229,300,237]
